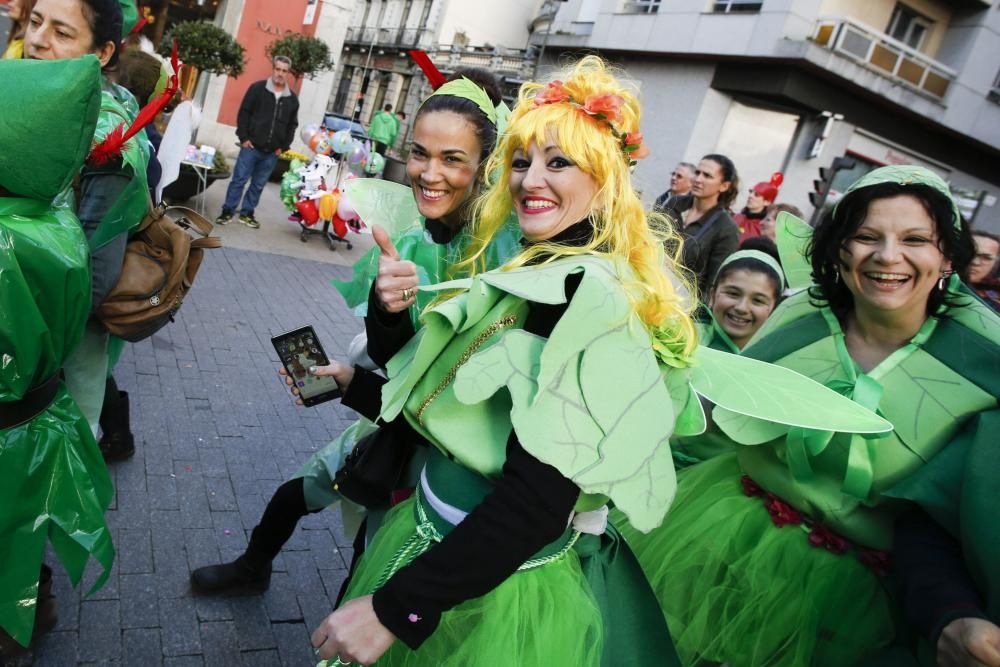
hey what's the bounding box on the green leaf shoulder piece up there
[447,257,679,533]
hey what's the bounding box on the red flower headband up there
[533,80,650,166]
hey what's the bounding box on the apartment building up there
[328,0,546,150]
[536,0,1000,230]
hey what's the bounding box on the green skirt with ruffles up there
[614,452,897,667]
[336,451,679,666]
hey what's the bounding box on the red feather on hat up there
[408,50,447,90]
[88,41,180,166]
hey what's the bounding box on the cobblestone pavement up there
[28,246,366,666]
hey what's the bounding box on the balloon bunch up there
[300,124,386,177]
[280,143,363,238]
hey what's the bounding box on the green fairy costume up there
[330,247,889,666]
[0,57,115,648]
[617,166,1000,667]
[294,178,521,527]
[295,81,520,516]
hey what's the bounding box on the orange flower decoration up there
[582,93,624,123]
[534,80,571,106]
[530,82,648,164]
[623,132,651,160]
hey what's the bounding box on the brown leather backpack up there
[97,203,221,342]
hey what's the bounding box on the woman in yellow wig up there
[308,55,693,666]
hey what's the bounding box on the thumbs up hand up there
[372,224,419,313]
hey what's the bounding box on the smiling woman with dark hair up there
[619,165,1000,667]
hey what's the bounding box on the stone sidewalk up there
[27,245,367,666]
[190,176,376,269]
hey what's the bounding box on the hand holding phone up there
[278,362,354,406]
[271,326,343,407]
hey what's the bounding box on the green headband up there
[835,164,962,230]
[716,249,786,287]
[424,77,498,127]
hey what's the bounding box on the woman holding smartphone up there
[190,69,522,596]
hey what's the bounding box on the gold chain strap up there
[415,314,518,425]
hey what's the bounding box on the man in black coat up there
[216,56,299,229]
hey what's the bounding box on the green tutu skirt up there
[339,498,604,666]
[614,453,897,667]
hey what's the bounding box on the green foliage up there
[160,21,246,78]
[266,34,336,79]
[211,150,231,174]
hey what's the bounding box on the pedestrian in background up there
[654,161,695,210]
[966,230,1000,311]
[662,154,741,299]
[733,174,782,242]
[2,0,34,59]
[216,55,299,229]
[759,202,803,242]
[368,103,400,157]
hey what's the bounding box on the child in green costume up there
[697,248,784,354]
[618,165,1000,667]
[308,56,890,667]
[0,56,115,659]
[189,71,522,597]
[671,248,786,468]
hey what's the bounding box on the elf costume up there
[0,56,115,651]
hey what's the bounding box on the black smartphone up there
[271,326,343,407]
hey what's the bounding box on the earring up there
[938,275,946,291]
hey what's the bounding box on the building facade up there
[187,0,355,157]
[329,0,545,152]
[537,0,1000,231]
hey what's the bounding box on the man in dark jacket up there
[216,56,299,229]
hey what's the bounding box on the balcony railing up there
[812,16,956,101]
[425,45,536,79]
[344,26,431,48]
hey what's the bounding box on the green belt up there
[418,448,580,568]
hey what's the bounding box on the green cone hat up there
[0,56,102,200]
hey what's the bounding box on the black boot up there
[190,556,271,596]
[0,565,58,662]
[190,479,316,596]
[99,377,134,462]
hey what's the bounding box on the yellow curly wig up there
[455,55,696,352]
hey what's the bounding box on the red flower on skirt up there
[808,524,849,554]
[764,494,803,527]
[856,548,892,577]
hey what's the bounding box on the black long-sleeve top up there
[344,222,592,648]
[891,506,987,644]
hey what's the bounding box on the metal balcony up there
[343,26,431,49]
[812,16,957,101]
